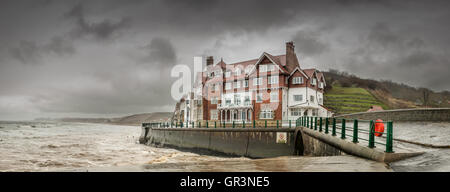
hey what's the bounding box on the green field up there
[324,86,389,115]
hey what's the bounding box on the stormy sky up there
[0,0,449,120]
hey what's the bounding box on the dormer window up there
[311,78,317,85]
[293,77,303,84]
[319,82,324,89]
[259,65,267,73]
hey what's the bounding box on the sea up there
[0,121,448,172]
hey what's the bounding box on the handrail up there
[142,115,394,153]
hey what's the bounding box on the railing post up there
[341,119,346,139]
[352,119,358,143]
[314,117,318,131]
[306,117,309,128]
[319,117,323,132]
[325,118,329,134]
[368,120,375,148]
[310,117,313,129]
[386,121,393,153]
[332,118,336,136]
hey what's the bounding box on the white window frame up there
[293,77,303,84]
[253,77,262,86]
[260,109,273,119]
[244,80,249,88]
[311,78,317,85]
[310,95,315,103]
[256,93,263,103]
[294,95,303,102]
[270,91,279,102]
[225,82,232,90]
[291,108,301,116]
[234,81,241,88]
[319,82,324,89]
[211,97,218,104]
[268,75,279,85]
[234,68,241,76]
[225,71,231,78]
[259,65,267,73]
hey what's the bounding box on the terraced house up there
[173,42,331,124]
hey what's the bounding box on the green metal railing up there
[143,116,394,153]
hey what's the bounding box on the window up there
[294,95,303,101]
[270,91,279,102]
[234,94,241,105]
[268,75,279,85]
[311,78,317,85]
[291,108,301,116]
[244,96,251,105]
[215,70,221,77]
[210,110,218,120]
[319,97,323,104]
[244,80,249,88]
[225,82,232,90]
[225,71,231,78]
[186,100,189,105]
[234,81,241,88]
[259,65,267,73]
[256,93,263,103]
[234,68,241,76]
[196,99,202,105]
[260,109,273,119]
[253,77,262,86]
[310,95,315,103]
[215,83,220,91]
[293,77,303,84]
[225,99,232,105]
[319,82,324,89]
[211,84,216,92]
[211,97,218,104]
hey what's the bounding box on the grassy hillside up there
[324,84,389,115]
[322,70,450,115]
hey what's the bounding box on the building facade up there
[173,42,331,124]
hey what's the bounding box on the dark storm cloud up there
[65,3,131,40]
[9,36,75,65]
[141,38,177,67]
[1,0,450,120]
[292,30,329,56]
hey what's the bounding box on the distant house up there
[367,105,383,112]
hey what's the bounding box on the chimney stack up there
[286,41,295,57]
[206,56,214,66]
[286,41,296,67]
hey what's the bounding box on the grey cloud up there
[65,3,131,40]
[141,37,177,67]
[9,36,75,65]
[292,30,329,56]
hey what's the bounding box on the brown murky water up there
[0,122,246,172]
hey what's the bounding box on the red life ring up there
[374,119,384,137]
